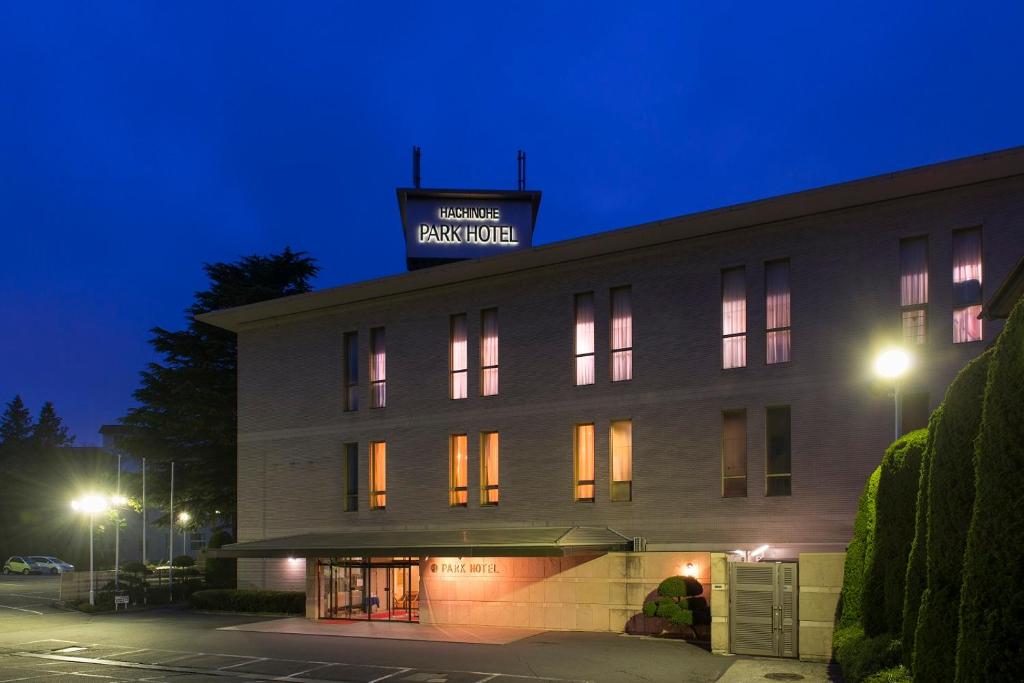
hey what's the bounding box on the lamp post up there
[178,511,191,558]
[874,348,912,441]
[71,495,109,606]
[110,494,128,589]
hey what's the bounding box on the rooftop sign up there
[397,188,542,270]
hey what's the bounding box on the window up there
[765,260,791,363]
[765,407,791,496]
[449,435,468,506]
[481,309,499,396]
[900,237,928,344]
[611,287,633,381]
[480,431,499,505]
[610,420,632,502]
[343,332,359,411]
[450,315,467,399]
[722,268,746,369]
[900,392,929,435]
[722,410,747,497]
[369,441,386,509]
[574,292,595,385]
[370,327,386,408]
[952,228,983,343]
[574,424,595,502]
[344,443,358,511]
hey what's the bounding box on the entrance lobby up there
[317,557,420,622]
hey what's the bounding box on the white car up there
[27,556,74,574]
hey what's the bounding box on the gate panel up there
[778,563,798,658]
[729,562,799,658]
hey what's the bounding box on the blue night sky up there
[1,2,1022,444]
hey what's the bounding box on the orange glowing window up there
[370,441,386,509]
[574,424,595,502]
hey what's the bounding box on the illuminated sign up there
[398,188,541,270]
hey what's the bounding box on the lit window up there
[900,237,928,344]
[343,332,358,411]
[481,309,499,396]
[722,268,746,369]
[574,424,595,502]
[370,327,386,408]
[765,260,791,364]
[610,287,632,381]
[722,410,747,497]
[449,435,468,507]
[480,431,499,505]
[610,420,632,502]
[765,407,791,496]
[574,293,595,385]
[450,315,467,399]
[344,443,358,512]
[952,228,983,343]
[369,441,386,509]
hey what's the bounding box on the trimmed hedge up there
[900,405,942,668]
[833,625,902,683]
[836,467,881,631]
[862,428,927,637]
[189,589,305,614]
[912,349,992,683]
[204,529,237,589]
[956,298,1024,682]
[864,665,912,683]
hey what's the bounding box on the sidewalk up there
[717,657,838,682]
[219,617,543,645]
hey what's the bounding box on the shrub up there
[172,554,196,568]
[956,298,1024,682]
[864,665,912,683]
[912,349,992,682]
[836,467,881,631]
[642,600,657,617]
[204,529,236,588]
[189,589,305,615]
[900,405,942,668]
[833,625,902,683]
[657,575,702,598]
[862,429,927,637]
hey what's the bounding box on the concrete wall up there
[797,552,845,662]
[415,552,709,632]
[710,552,730,654]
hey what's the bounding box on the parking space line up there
[0,604,43,615]
[366,668,412,683]
[217,657,266,670]
[279,663,335,679]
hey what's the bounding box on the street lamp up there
[110,494,128,589]
[178,511,191,558]
[874,347,913,441]
[71,494,109,606]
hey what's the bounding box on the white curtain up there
[370,328,386,408]
[610,420,632,482]
[450,435,467,505]
[900,238,928,306]
[574,293,595,385]
[952,229,983,343]
[575,424,595,500]
[953,306,983,343]
[450,315,467,399]
[482,432,499,504]
[766,261,791,364]
[722,268,746,368]
[611,287,632,381]
[952,229,982,291]
[481,309,499,396]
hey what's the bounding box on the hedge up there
[835,467,881,631]
[862,428,927,637]
[863,666,912,683]
[912,349,992,683]
[189,589,305,614]
[204,529,237,589]
[900,405,941,668]
[833,624,902,683]
[955,298,1024,682]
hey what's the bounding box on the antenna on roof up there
[517,150,526,191]
[412,146,422,189]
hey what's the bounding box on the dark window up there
[900,392,929,435]
[722,410,747,497]
[344,443,358,512]
[765,406,792,497]
[344,332,358,411]
[900,237,928,344]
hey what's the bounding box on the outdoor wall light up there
[682,562,697,577]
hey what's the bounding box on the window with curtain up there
[765,406,791,496]
[344,443,358,512]
[369,441,386,509]
[952,228,983,343]
[610,420,632,502]
[343,332,359,411]
[370,327,386,408]
[574,292,595,385]
[574,424,595,502]
[450,314,467,399]
[610,287,632,381]
[765,260,791,364]
[480,308,499,396]
[480,431,499,505]
[722,268,746,369]
[449,434,468,506]
[900,237,928,344]
[722,410,747,497]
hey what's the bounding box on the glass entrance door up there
[318,558,419,622]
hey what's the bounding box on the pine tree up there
[0,395,34,448]
[31,401,75,450]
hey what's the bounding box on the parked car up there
[2,556,45,575]
[27,556,74,574]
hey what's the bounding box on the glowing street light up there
[71,494,109,606]
[874,347,913,441]
[177,511,191,559]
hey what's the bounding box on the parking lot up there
[0,574,63,619]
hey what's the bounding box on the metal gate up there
[729,562,798,657]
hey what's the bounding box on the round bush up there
[642,601,657,617]
[657,575,702,599]
[171,555,195,568]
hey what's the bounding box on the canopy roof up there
[209,526,632,559]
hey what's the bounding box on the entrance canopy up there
[208,526,632,559]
